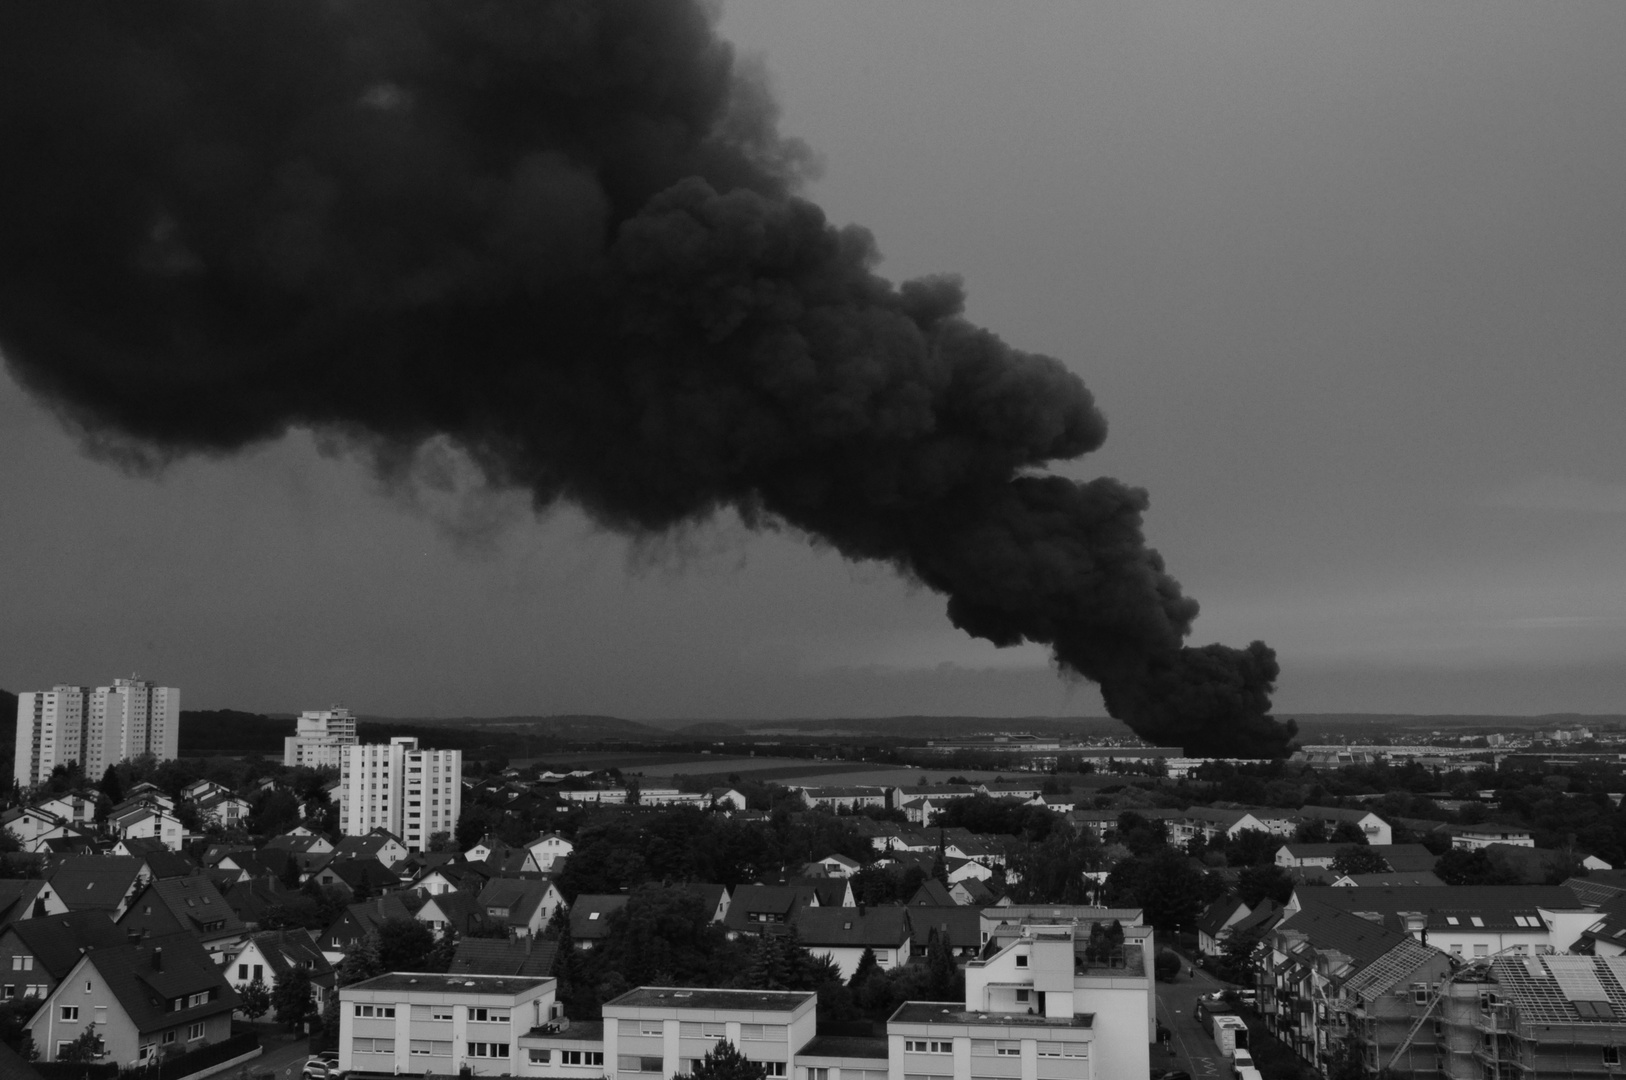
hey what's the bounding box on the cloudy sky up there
[3,2,1625,720]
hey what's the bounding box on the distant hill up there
[675,722,750,737]
[180,709,293,757]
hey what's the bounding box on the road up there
[1155,962,1237,1080]
[248,1034,312,1079]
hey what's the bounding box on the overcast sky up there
[4,2,1625,720]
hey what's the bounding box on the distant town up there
[5,682,1626,1080]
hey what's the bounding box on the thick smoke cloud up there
[0,1,1296,756]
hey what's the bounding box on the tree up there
[335,933,383,988]
[925,928,960,1001]
[274,968,314,1030]
[1331,845,1389,877]
[1329,821,1369,846]
[376,916,437,973]
[427,830,455,853]
[849,947,880,989]
[97,762,122,801]
[1154,948,1181,982]
[56,1023,103,1062]
[1237,864,1294,908]
[238,977,272,1022]
[686,1040,765,1080]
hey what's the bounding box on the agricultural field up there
[511,751,1022,788]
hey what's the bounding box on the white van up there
[1231,1048,1256,1076]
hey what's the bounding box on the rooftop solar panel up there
[1544,956,1610,1001]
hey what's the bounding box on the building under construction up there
[1436,955,1626,1079]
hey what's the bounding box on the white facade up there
[339,737,461,852]
[600,987,817,1080]
[13,678,179,787]
[283,707,360,768]
[341,972,555,1076]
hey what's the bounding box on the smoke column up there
[0,1,1295,756]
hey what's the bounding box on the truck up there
[1211,1014,1249,1058]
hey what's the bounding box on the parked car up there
[303,1053,342,1080]
[1151,1069,1193,1080]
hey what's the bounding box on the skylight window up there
[1446,917,1459,926]
[1471,917,1485,927]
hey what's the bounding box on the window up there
[809,1070,829,1080]
[354,1038,396,1054]
[355,1004,396,1018]
[188,1022,205,1041]
[1471,917,1485,928]
[759,1064,786,1078]
[1015,989,1030,1002]
[530,1049,552,1064]
[1,986,10,999]
[1474,945,1489,958]
[1037,1043,1086,1058]
[562,1050,605,1066]
[641,1020,664,1037]
[1015,954,1029,968]
[471,1007,509,1023]
[163,1030,177,1045]
[905,1041,952,1054]
[432,1008,453,1021]
[411,1040,452,1056]
[10,957,31,971]
[617,1054,663,1071]
[680,1022,727,1038]
[1605,1047,1621,1066]
[60,1006,79,1021]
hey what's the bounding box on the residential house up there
[225,929,336,1014]
[108,805,183,852]
[1446,824,1535,851]
[961,907,1156,1080]
[1294,806,1394,846]
[792,906,913,980]
[24,931,238,1066]
[451,937,557,978]
[32,793,96,828]
[725,885,825,935]
[569,894,630,950]
[0,880,68,928]
[795,786,893,812]
[597,986,816,1080]
[331,829,411,870]
[117,876,247,958]
[705,788,748,812]
[1332,871,1448,888]
[1290,884,1596,960]
[477,878,564,938]
[0,910,126,1002]
[908,906,984,960]
[525,833,574,871]
[1197,896,1253,956]
[1168,807,1270,846]
[263,833,335,857]
[307,856,403,900]
[811,854,860,879]
[45,856,147,916]
[195,791,250,831]
[320,894,421,959]
[416,889,483,940]
[339,971,558,1076]
[1257,899,1452,1074]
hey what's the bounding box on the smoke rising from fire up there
[0,1,1295,755]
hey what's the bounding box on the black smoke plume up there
[0,1,1295,756]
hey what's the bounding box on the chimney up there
[152,947,163,970]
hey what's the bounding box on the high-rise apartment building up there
[339,737,461,852]
[12,677,179,787]
[283,706,359,768]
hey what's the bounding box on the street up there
[1155,963,1235,1080]
[246,1034,312,1080]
